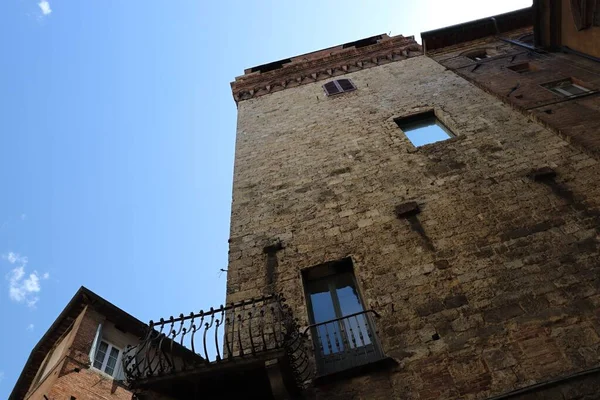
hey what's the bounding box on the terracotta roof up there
[421,7,533,52]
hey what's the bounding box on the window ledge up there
[313,356,398,386]
[90,366,125,383]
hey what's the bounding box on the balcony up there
[122,295,310,399]
[306,310,389,381]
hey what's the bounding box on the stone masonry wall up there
[227,55,600,399]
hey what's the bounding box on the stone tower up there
[228,12,600,399]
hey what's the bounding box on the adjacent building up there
[10,287,146,400]
[11,2,600,399]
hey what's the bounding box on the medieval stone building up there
[11,2,600,399]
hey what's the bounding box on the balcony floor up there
[133,348,289,400]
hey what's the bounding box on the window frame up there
[394,110,455,147]
[322,79,356,96]
[542,79,592,98]
[302,258,384,376]
[507,62,536,74]
[304,271,364,327]
[92,339,123,378]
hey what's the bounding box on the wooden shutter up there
[337,79,355,92]
[323,79,356,96]
[571,0,597,29]
[323,81,341,96]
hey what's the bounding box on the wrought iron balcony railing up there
[304,310,383,376]
[122,294,309,389]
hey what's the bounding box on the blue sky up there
[0,0,531,395]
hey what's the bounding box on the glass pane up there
[93,341,108,370]
[335,275,371,348]
[308,280,343,355]
[400,118,452,147]
[564,84,587,96]
[104,347,120,376]
[335,274,363,316]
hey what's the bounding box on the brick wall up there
[227,54,600,399]
[25,306,135,400]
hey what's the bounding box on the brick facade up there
[24,306,136,400]
[11,288,145,400]
[425,28,600,158]
[227,39,600,398]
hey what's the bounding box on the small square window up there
[394,111,454,147]
[507,62,536,73]
[542,79,591,97]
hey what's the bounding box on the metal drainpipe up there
[489,17,538,52]
[490,17,500,35]
[498,38,537,52]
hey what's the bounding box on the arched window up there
[323,79,356,96]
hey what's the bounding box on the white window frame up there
[551,83,590,97]
[543,80,591,97]
[92,339,123,378]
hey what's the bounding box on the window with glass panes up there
[303,258,383,375]
[93,340,122,377]
[542,79,591,97]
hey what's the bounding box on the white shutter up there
[114,350,125,380]
[88,323,103,365]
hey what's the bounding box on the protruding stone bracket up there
[530,168,600,226]
[395,201,435,252]
[263,240,285,254]
[529,167,557,182]
[395,201,420,218]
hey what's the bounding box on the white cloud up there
[5,252,28,265]
[4,252,49,308]
[38,0,52,16]
[27,323,35,331]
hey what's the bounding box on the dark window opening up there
[250,58,292,73]
[507,62,536,73]
[466,49,490,61]
[342,35,382,49]
[323,79,356,96]
[542,79,592,97]
[394,110,454,147]
[303,258,383,376]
